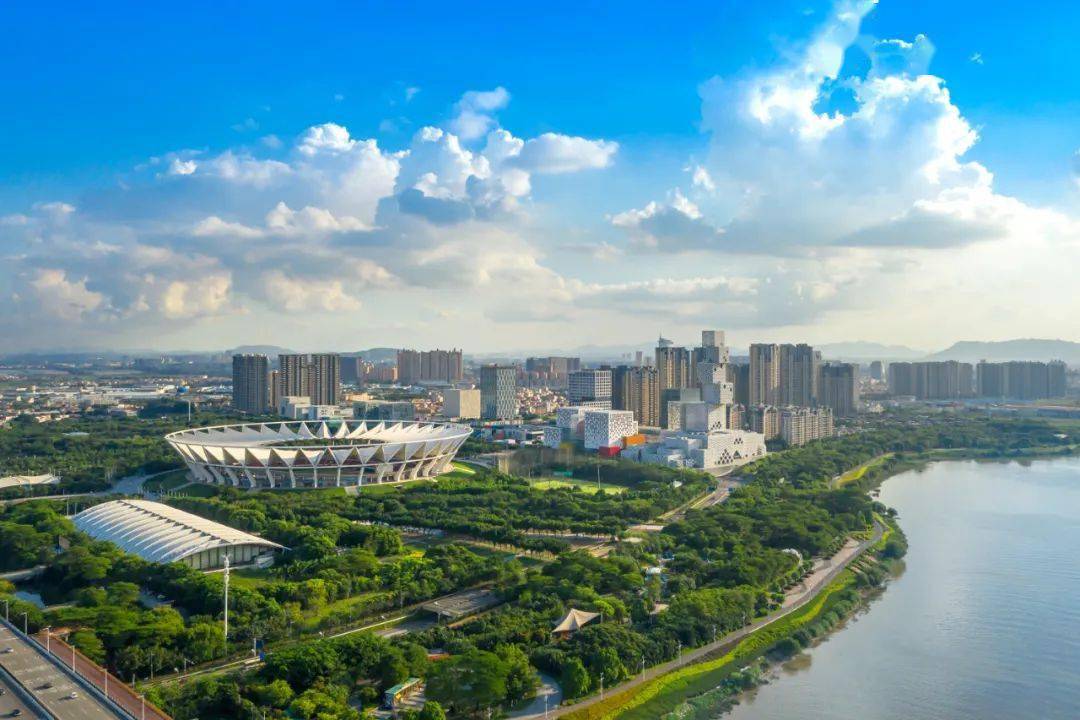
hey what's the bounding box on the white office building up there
[625,429,766,470]
[567,369,612,408]
[583,409,638,450]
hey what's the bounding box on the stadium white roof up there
[73,499,282,564]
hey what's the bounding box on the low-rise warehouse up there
[73,499,283,570]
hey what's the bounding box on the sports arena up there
[165,419,472,489]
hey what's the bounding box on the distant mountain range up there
[3,338,1077,367]
[926,339,1080,365]
[817,341,926,361]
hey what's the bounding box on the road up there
[519,521,884,719]
[0,622,124,720]
[0,667,39,720]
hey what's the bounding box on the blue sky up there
[2,0,1078,352]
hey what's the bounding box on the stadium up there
[165,419,472,490]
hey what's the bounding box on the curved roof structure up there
[73,499,282,564]
[165,419,472,490]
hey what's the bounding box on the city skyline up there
[3,0,1079,354]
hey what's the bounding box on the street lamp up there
[2,598,8,622]
[18,611,28,635]
[44,626,51,653]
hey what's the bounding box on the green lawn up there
[229,568,275,590]
[834,453,893,488]
[299,591,392,632]
[528,476,628,494]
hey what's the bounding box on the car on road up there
[11,709,23,717]
[1,647,12,654]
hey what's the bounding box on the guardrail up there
[32,631,172,720]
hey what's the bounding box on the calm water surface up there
[724,457,1080,720]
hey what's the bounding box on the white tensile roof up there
[164,419,472,470]
[553,608,600,634]
[73,499,282,564]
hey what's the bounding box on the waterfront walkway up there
[519,521,884,719]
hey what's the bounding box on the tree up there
[560,657,591,699]
[495,644,539,704]
[263,642,343,688]
[426,649,509,717]
[419,700,447,720]
[69,630,106,664]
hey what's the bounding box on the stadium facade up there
[165,419,472,490]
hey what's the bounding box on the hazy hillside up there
[927,339,1080,365]
[817,341,925,361]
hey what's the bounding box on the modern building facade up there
[166,419,472,490]
[780,406,835,446]
[308,353,341,405]
[780,344,820,407]
[612,365,661,427]
[749,344,782,406]
[443,388,481,419]
[656,338,692,393]
[232,354,269,413]
[567,369,612,408]
[279,353,309,397]
[582,409,638,450]
[818,362,859,418]
[397,349,464,384]
[976,360,1067,400]
[888,361,974,399]
[748,404,780,440]
[480,364,517,419]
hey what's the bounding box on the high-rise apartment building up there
[656,338,692,393]
[279,354,309,398]
[780,407,835,447]
[612,366,660,426]
[780,344,820,407]
[567,369,612,408]
[730,362,750,407]
[818,362,859,418]
[749,344,781,406]
[397,349,464,384]
[748,404,780,440]
[269,370,280,412]
[480,364,517,420]
[308,353,341,405]
[232,354,269,414]
[977,360,1067,399]
[869,360,886,382]
[888,361,974,399]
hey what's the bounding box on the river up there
[723,456,1080,720]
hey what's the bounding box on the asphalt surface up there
[0,624,123,720]
[0,667,40,719]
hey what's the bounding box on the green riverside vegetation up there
[0,412,1075,719]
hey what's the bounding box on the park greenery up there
[0,411,1076,718]
[0,410,247,497]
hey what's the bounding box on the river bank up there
[581,440,1080,720]
[717,455,1080,720]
